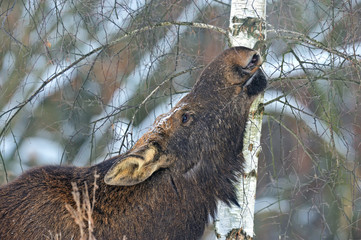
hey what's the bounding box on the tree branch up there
[0,22,228,138]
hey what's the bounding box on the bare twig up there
[65,171,99,240]
[0,22,228,139]
[266,25,361,67]
[116,65,204,153]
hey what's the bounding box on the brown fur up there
[0,47,267,240]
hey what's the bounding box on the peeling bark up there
[212,0,267,239]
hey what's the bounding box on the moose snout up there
[221,47,265,87]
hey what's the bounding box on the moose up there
[0,46,267,240]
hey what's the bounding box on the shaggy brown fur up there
[0,46,267,240]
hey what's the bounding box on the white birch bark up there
[206,1,267,239]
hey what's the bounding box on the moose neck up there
[168,104,250,213]
[90,93,253,239]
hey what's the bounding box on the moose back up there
[0,46,267,240]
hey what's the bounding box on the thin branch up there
[267,25,361,67]
[0,151,8,183]
[117,65,204,153]
[0,22,228,139]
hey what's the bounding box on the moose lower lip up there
[243,71,257,87]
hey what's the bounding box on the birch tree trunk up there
[205,1,267,239]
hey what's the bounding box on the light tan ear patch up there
[104,146,169,186]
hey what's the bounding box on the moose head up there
[0,46,267,240]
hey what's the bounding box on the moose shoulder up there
[0,46,267,240]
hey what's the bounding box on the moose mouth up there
[243,67,267,96]
[243,67,264,87]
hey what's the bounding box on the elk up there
[0,46,267,240]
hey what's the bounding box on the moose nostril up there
[246,53,259,69]
[251,54,259,64]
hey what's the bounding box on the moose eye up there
[181,113,190,124]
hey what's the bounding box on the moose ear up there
[104,145,169,186]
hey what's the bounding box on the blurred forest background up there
[0,0,360,239]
